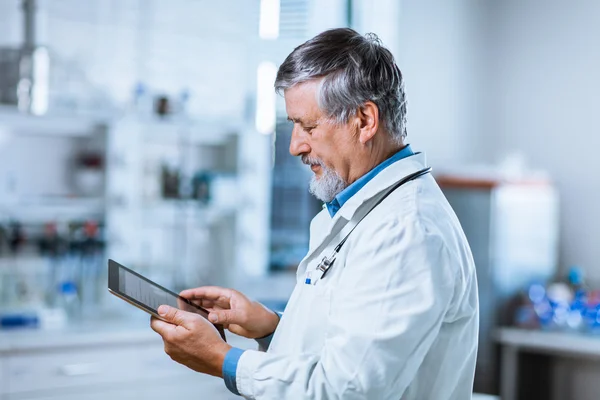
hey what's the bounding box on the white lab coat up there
[236,153,479,399]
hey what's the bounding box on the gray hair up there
[275,28,407,144]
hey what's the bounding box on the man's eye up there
[303,126,315,133]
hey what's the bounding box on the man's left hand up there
[150,305,232,377]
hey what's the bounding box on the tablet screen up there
[121,267,186,311]
[108,259,226,340]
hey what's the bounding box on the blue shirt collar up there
[325,145,414,218]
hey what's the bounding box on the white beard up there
[302,156,348,203]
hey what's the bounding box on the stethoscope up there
[305,167,432,285]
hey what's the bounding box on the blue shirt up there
[326,144,414,217]
[222,145,414,396]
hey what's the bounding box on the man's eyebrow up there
[287,116,317,125]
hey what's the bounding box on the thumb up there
[158,305,188,326]
[209,309,241,325]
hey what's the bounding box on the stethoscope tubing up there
[318,167,432,280]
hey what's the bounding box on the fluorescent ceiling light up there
[31,46,49,116]
[255,61,277,135]
[259,0,280,40]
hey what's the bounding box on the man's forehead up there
[284,81,322,124]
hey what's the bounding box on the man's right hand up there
[179,286,280,339]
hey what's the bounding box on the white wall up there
[390,0,600,286]
[395,0,487,167]
[486,0,600,283]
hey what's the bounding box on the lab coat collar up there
[298,152,428,272]
[336,152,428,221]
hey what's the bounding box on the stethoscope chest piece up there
[305,255,335,285]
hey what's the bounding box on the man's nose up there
[289,125,311,157]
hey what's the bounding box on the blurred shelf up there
[0,105,107,137]
[0,196,105,223]
[139,118,242,146]
[140,200,236,227]
[0,106,243,143]
[0,313,254,353]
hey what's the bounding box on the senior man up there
[151,28,479,399]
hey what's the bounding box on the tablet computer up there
[107,259,226,341]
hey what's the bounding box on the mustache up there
[301,155,324,166]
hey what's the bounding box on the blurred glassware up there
[0,48,22,106]
[155,95,171,118]
[514,267,600,334]
[56,281,79,320]
[178,88,191,116]
[191,171,211,203]
[73,151,104,197]
[161,162,181,199]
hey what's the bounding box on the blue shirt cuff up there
[223,347,245,396]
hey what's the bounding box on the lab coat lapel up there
[337,152,428,220]
[296,210,351,278]
[297,152,429,277]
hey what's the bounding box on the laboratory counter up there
[0,312,255,354]
[0,315,254,400]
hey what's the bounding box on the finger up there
[209,309,245,325]
[158,305,192,327]
[191,299,227,310]
[188,298,214,308]
[150,315,174,337]
[176,297,187,310]
[227,324,249,336]
[198,299,215,309]
[180,286,233,306]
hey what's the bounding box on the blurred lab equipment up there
[129,83,192,120]
[37,221,67,306]
[0,217,105,327]
[514,266,600,334]
[131,82,153,117]
[73,151,104,197]
[160,162,181,199]
[438,172,559,395]
[191,171,211,203]
[0,0,50,115]
[155,95,171,117]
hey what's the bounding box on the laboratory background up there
[0,0,597,399]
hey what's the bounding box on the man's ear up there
[356,101,379,144]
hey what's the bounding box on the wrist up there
[262,309,280,336]
[252,303,281,339]
[212,342,233,378]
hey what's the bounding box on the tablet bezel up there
[108,259,226,341]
